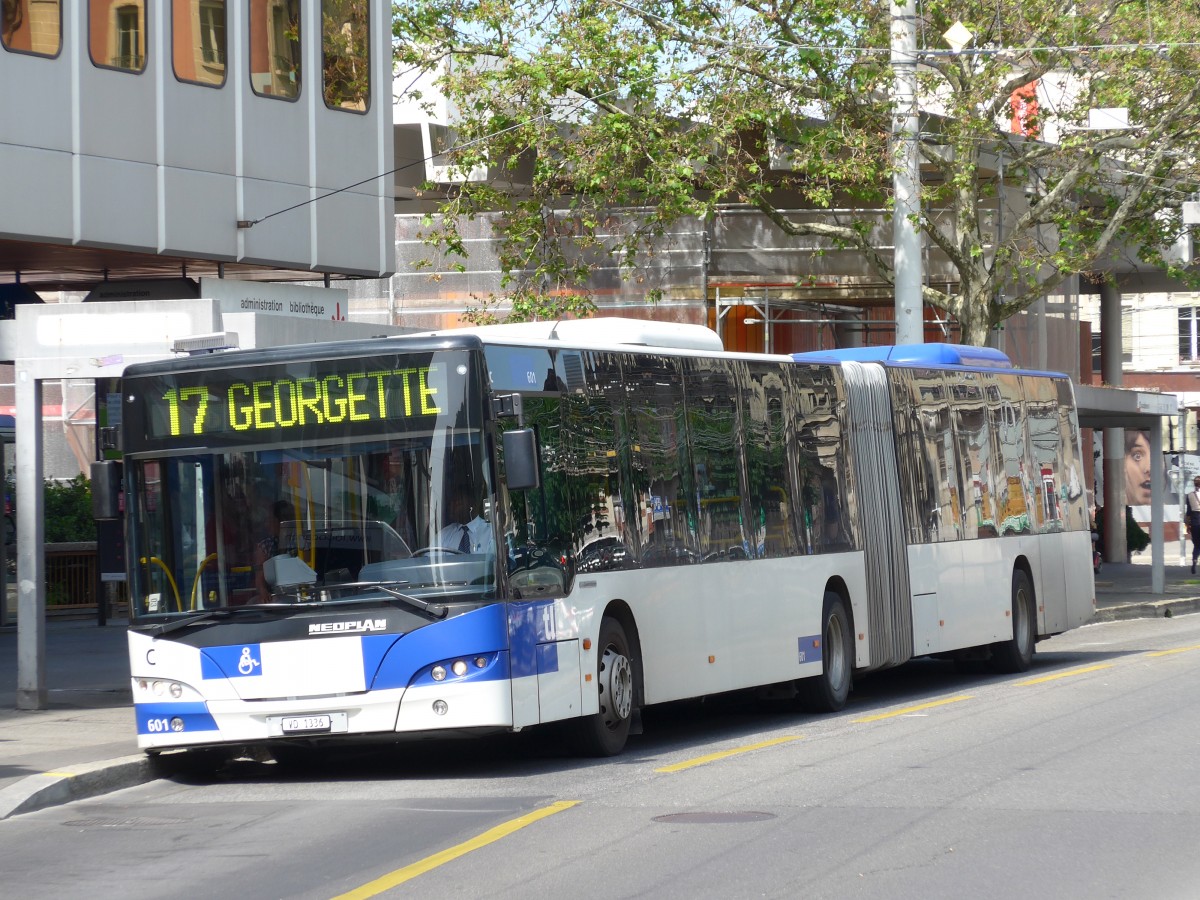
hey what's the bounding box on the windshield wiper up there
[324,580,448,619]
[141,604,296,637]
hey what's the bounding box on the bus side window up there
[685,358,748,563]
[502,397,572,597]
[791,366,851,553]
[625,354,697,567]
[744,363,799,557]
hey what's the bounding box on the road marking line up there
[853,695,972,723]
[655,736,803,773]
[41,772,76,778]
[330,800,579,899]
[1148,644,1200,657]
[1016,663,1113,685]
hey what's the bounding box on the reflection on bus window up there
[625,354,696,567]
[2,0,62,57]
[173,0,225,86]
[250,0,300,99]
[321,0,369,111]
[90,0,146,72]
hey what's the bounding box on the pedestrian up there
[1185,476,1200,574]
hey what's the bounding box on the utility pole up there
[891,0,923,345]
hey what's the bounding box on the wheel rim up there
[1014,584,1032,656]
[599,644,633,727]
[826,612,848,690]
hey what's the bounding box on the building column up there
[1099,282,1126,564]
[1150,424,1164,593]
[16,373,45,710]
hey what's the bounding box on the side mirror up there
[503,428,540,491]
[91,459,124,520]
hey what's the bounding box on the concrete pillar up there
[16,374,45,709]
[834,317,866,348]
[1099,281,1126,564]
[1150,424,1164,593]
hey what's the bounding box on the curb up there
[1090,596,1200,623]
[0,754,155,820]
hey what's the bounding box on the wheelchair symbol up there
[237,647,261,676]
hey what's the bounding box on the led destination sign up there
[162,367,441,437]
[126,352,470,451]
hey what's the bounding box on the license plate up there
[281,715,332,734]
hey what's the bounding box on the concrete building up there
[0,0,401,708]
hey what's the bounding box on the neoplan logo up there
[309,619,388,635]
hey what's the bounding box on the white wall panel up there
[163,169,238,258]
[79,156,158,251]
[0,145,74,241]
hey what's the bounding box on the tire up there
[991,569,1036,673]
[568,616,635,757]
[796,592,853,712]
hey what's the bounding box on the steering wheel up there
[411,546,465,556]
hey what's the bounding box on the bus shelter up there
[1076,383,1178,594]
[3,289,410,710]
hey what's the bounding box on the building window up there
[321,0,370,112]
[90,0,146,73]
[2,0,62,57]
[250,0,301,100]
[173,0,225,86]
[1121,308,1132,364]
[1180,306,1200,364]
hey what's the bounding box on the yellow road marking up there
[1148,644,1200,658]
[853,695,973,723]
[1016,663,1113,686]
[41,772,76,778]
[655,735,803,773]
[330,800,579,899]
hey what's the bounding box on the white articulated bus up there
[98,319,1093,761]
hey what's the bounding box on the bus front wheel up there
[568,616,635,757]
[991,569,1036,673]
[796,592,853,712]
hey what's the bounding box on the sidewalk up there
[2,559,1198,819]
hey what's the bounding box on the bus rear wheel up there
[568,616,635,757]
[796,592,853,712]
[991,569,1036,673]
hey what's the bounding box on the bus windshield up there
[124,348,496,618]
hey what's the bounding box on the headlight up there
[451,660,468,677]
[431,665,447,682]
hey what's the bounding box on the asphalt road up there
[4,614,1200,899]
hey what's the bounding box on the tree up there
[394,0,1200,344]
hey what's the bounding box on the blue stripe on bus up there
[135,702,219,734]
[508,600,556,677]
[368,603,511,691]
[536,641,559,674]
[200,643,264,680]
[797,634,823,665]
